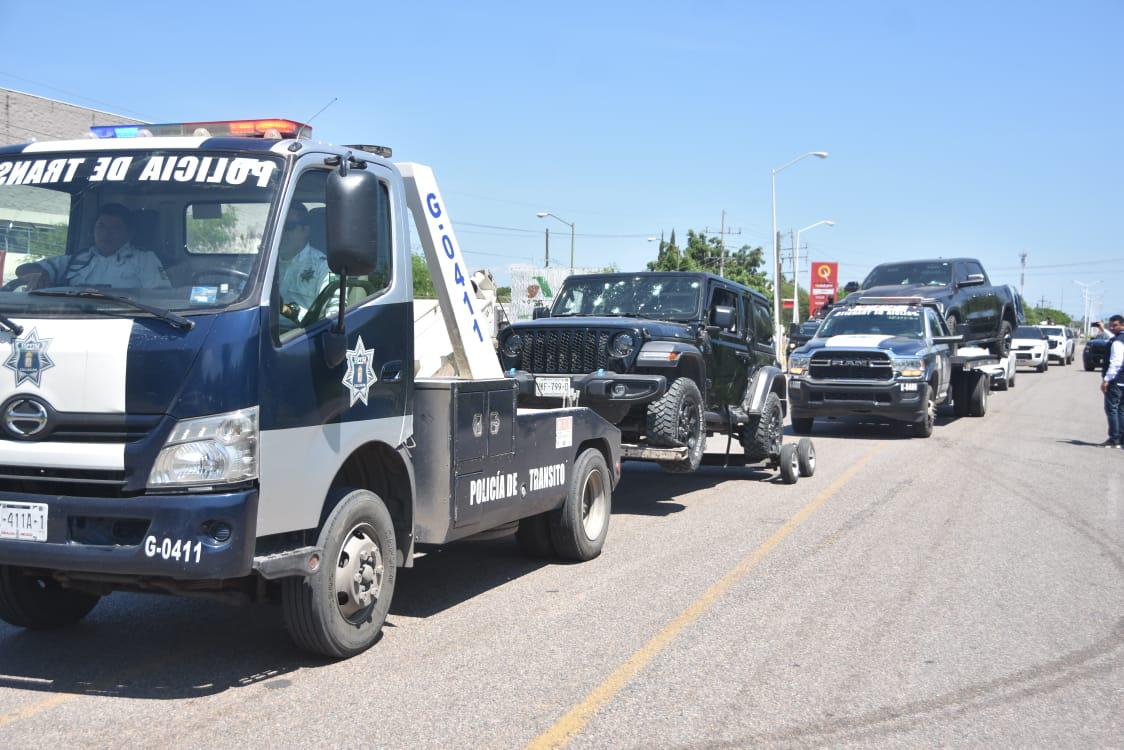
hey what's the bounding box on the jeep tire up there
[742,391,784,463]
[646,377,705,473]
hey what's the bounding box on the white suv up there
[1038,325,1073,365]
[1012,326,1049,372]
[960,345,1016,390]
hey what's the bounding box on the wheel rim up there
[334,523,384,623]
[804,442,817,471]
[789,448,799,475]
[580,468,608,541]
[927,395,936,427]
[677,398,702,452]
[769,407,783,455]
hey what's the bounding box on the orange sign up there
[809,261,838,317]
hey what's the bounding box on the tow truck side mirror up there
[325,167,384,277]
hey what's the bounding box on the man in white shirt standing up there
[1100,314,1124,448]
[17,203,169,289]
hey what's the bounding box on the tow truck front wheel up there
[282,489,397,659]
[0,566,100,629]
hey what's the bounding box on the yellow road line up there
[526,445,885,750]
[0,693,74,728]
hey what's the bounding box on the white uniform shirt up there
[1105,336,1124,383]
[279,243,333,316]
[37,243,170,288]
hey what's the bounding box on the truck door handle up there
[380,360,403,382]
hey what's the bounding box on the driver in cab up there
[277,203,332,323]
[17,203,170,289]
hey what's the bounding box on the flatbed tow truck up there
[787,297,998,436]
[0,119,620,657]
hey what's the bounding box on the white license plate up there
[535,376,572,398]
[900,382,918,392]
[0,502,48,542]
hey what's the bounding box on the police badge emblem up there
[4,329,55,388]
[342,335,377,406]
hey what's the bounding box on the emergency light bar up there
[90,119,311,140]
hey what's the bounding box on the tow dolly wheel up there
[549,448,612,561]
[0,566,100,630]
[778,443,799,485]
[282,489,396,659]
[796,438,816,477]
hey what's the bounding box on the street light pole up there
[770,151,829,359]
[792,219,835,323]
[537,212,575,270]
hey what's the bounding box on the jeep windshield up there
[551,275,702,321]
[818,306,924,338]
[0,150,283,318]
[862,261,952,288]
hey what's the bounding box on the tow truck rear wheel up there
[0,566,100,629]
[282,489,396,659]
[967,372,989,417]
[778,443,799,484]
[516,513,555,558]
[549,448,612,561]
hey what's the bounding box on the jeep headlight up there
[609,332,636,358]
[148,407,258,488]
[502,333,524,359]
[894,358,924,378]
[788,354,811,375]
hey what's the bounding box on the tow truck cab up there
[0,120,620,657]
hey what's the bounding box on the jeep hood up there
[508,316,695,339]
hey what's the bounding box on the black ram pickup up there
[848,258,1019,357]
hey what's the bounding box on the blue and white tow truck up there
[0,119,620,657]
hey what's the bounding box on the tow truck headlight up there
[895,358,924,378]
[788,355,811,375]
[148,407,258,488]
[609,332,636,358]
[503,334,524,359]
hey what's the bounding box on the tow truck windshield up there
[818,306,925,339]
[551,275,702,320]
[0,150,283,318]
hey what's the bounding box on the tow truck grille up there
[518,328,616,374]
[809,351,893,381]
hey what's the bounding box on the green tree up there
[186,208,240,253]
[646,228,770,294]
[27,223,68,258]
[1024,306,1072,326]
[412,252,436,298]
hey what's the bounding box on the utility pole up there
[1019,252,1027,299]
[705,210,741,277]
[544,227,550,267]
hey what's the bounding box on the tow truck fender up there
[745,365,787,416]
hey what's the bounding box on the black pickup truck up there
[848,258,1019,357]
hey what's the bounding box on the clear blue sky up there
[2,1,1120,318]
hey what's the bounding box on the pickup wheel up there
[790,416,814,435]
[989,321,1013,358]
[548,448,611,561]
[778,443,799,484]
[0,566,100,629]
[1036,359,1048,373]
[742,392,784,462]
[282,489,396,659]
[516,513,556,558]
[646,378,705,473]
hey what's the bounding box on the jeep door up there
[706,283,747,410]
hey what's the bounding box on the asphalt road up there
[2,362,1121,748]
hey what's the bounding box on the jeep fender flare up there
[744,366,788,417]
[636,341,706,389]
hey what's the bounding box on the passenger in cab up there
[277,202,332,322]
[17,203,170,289]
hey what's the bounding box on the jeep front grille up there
[809,351,893,381]
[518,328,617,374]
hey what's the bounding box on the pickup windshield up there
[863,261,952,288]
[0,150,283,317]
[818,306,924,338]
[551,275,702,320]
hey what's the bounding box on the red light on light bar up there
[91,119,310,139]
[225,119,308,137]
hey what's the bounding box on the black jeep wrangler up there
[497,272,788,473]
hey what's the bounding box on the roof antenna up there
[296,97,338,140]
